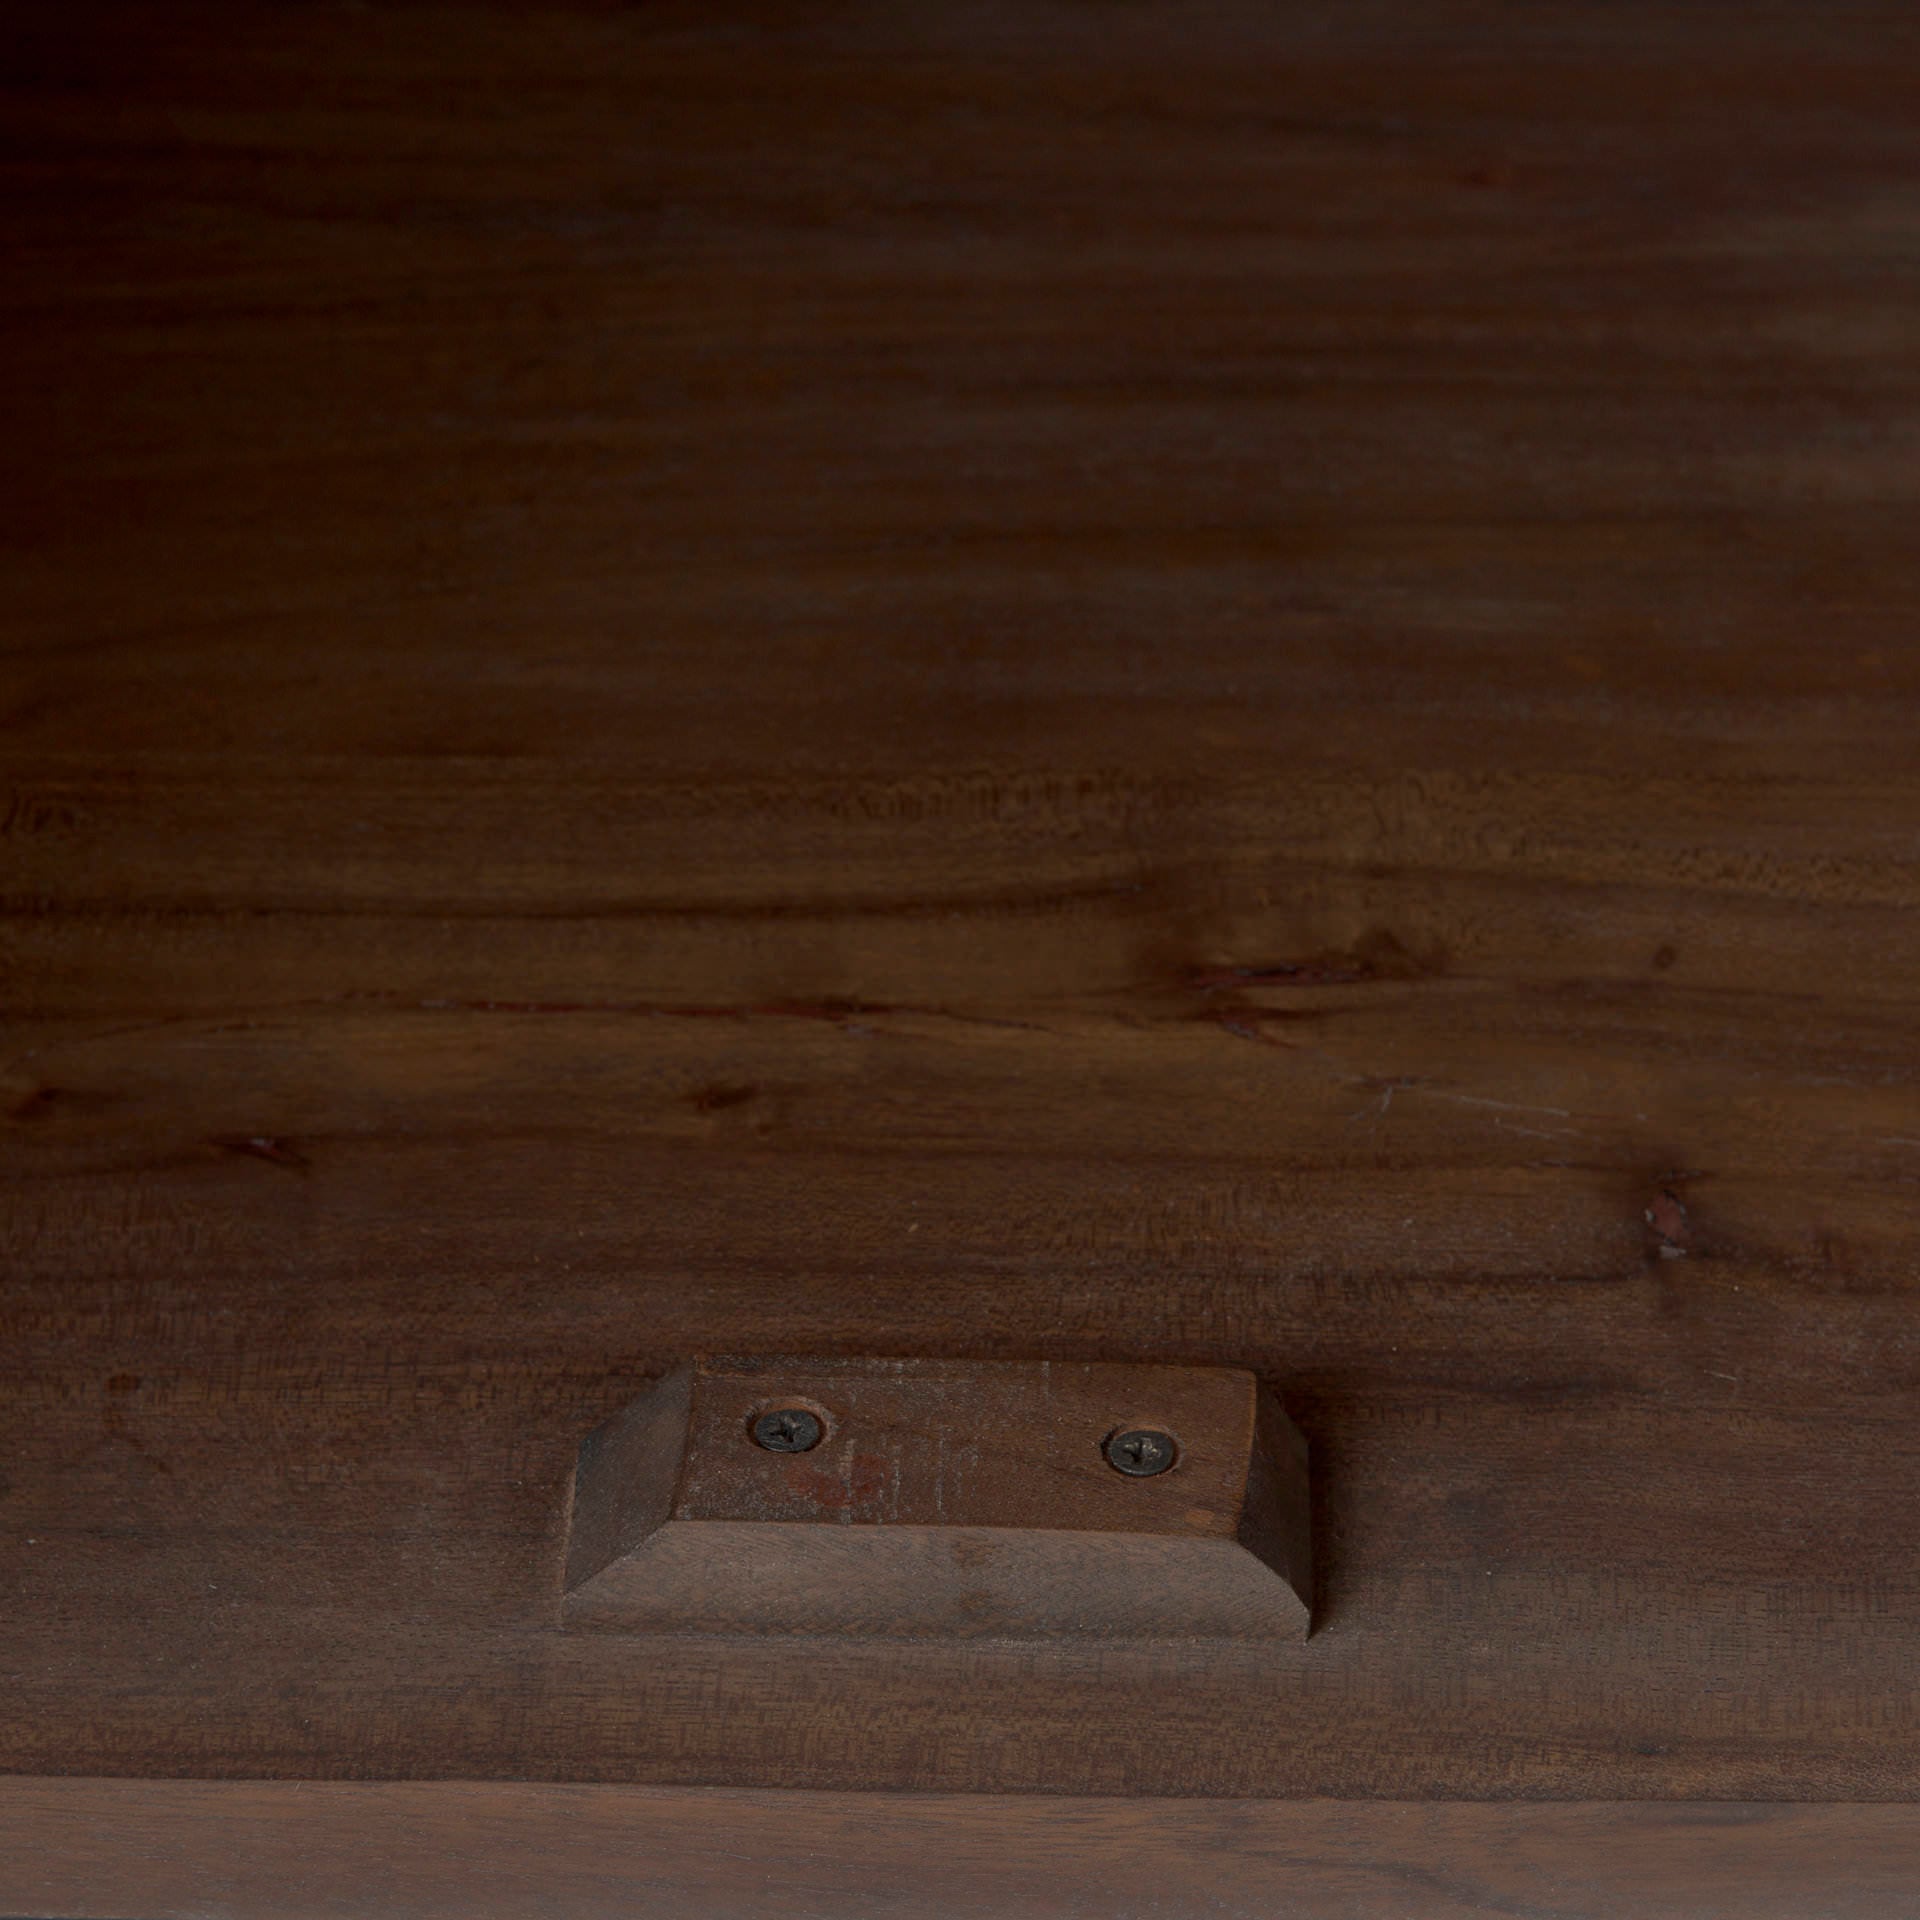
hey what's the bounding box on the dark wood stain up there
[3,3,1919,1904]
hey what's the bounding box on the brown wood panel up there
[6,1781,1920,1920]
[5,0,1920,1810]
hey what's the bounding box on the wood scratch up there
[1493,1118,1578,1141]
[1430,1091,1574,1120]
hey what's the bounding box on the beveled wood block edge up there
[562,1355,1311,1639]
[4,1779,1917,1919]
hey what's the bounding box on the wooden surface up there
[562,1356,1312,1637]
[7,1781,1920,1920]
[6,0,1920,1806]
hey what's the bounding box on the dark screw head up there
[752,1407,824,1453]
[1105,1427,1177,1476]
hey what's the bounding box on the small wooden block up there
[561,1356,1311,1639]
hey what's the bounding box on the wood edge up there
[561,1363,694,1596]
[5,1779,1918,1920]
[1236,1383,1313,1632]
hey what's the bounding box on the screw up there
[1105,1427,1177,1476]
[752,1407,824,1453]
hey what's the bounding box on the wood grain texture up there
[6,1781,1920,1920]
[4,0,1920,1803]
